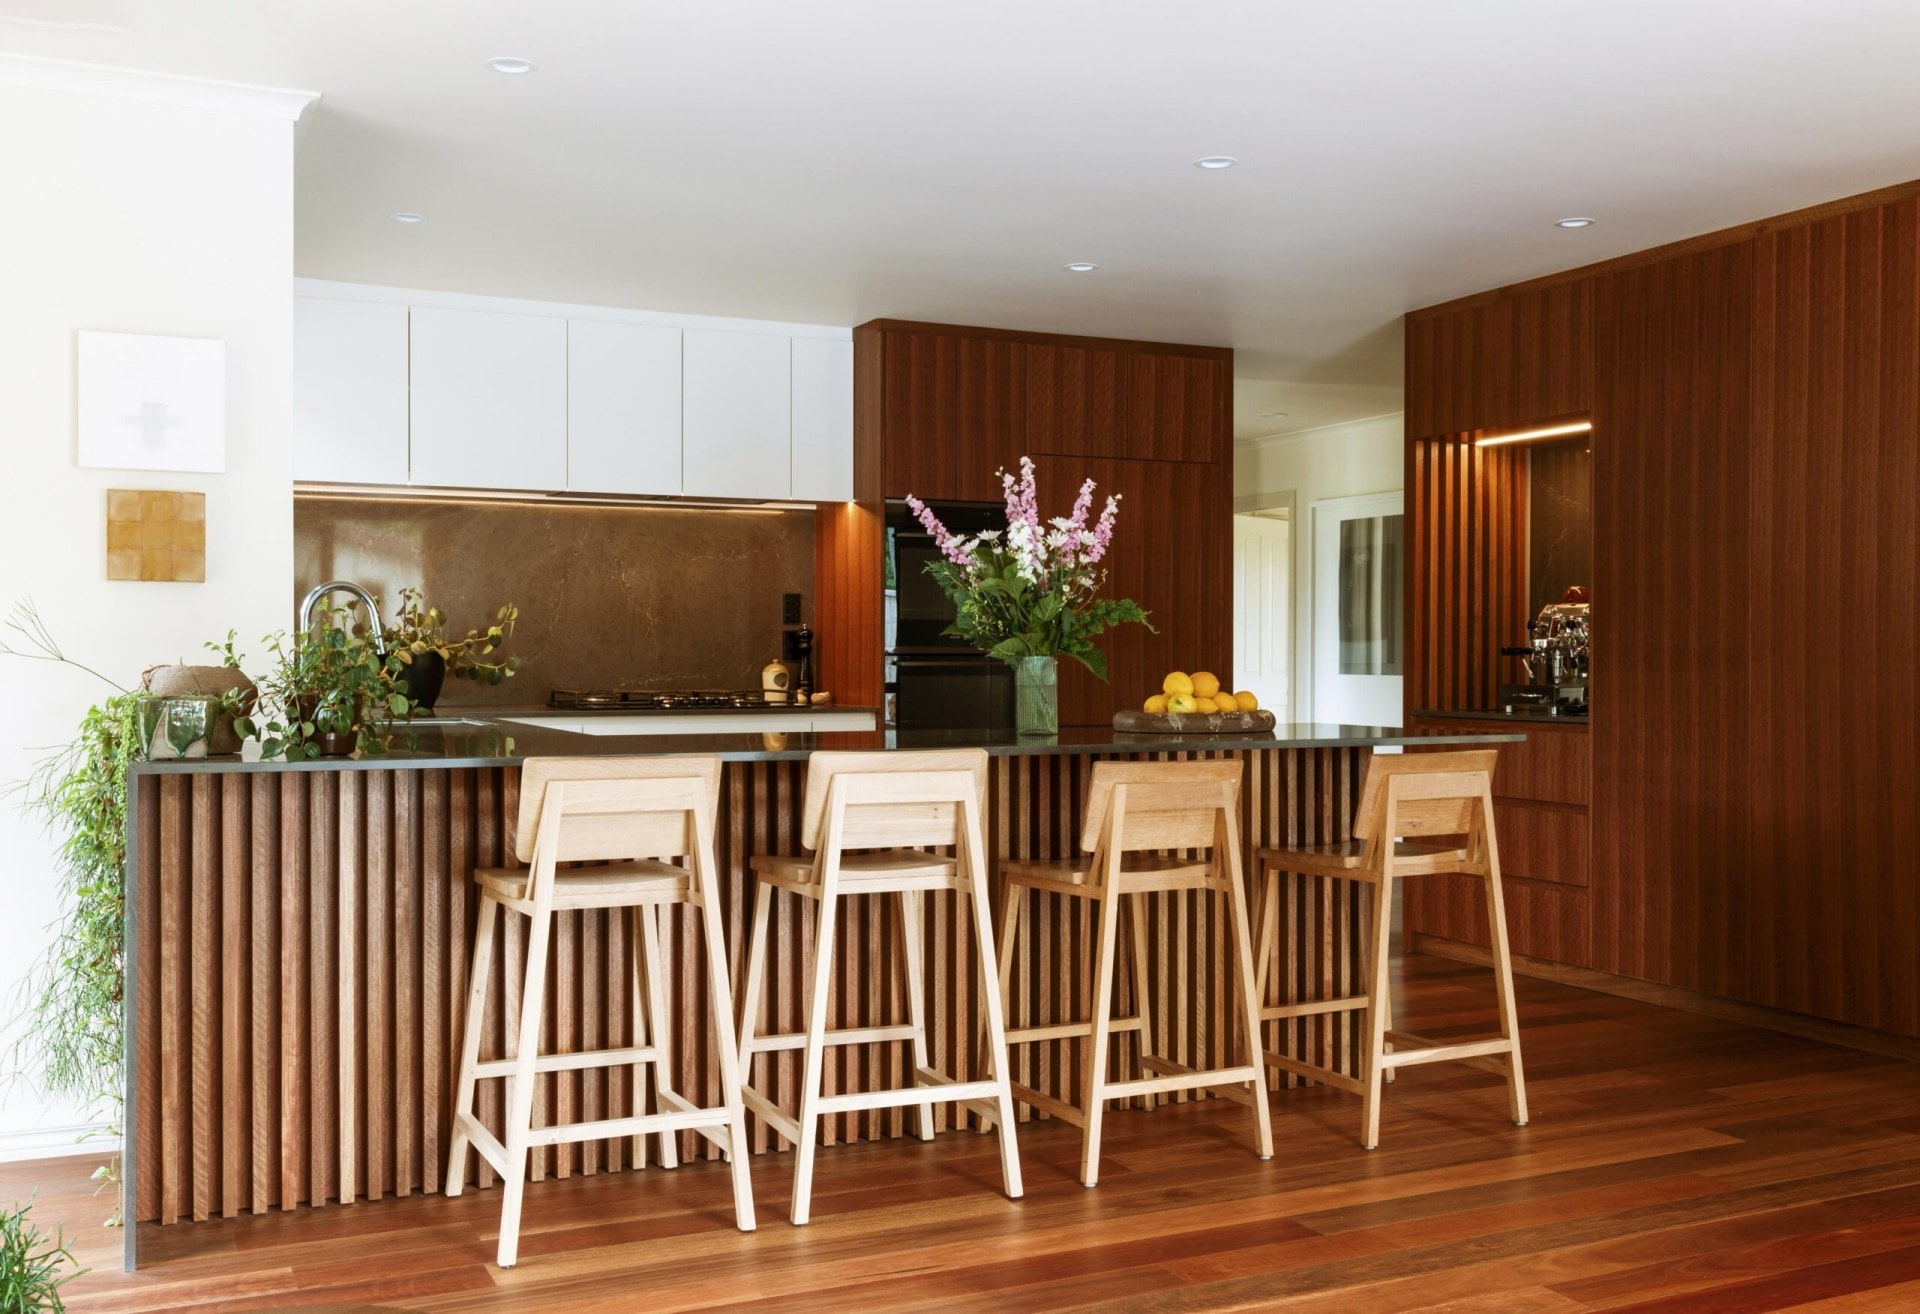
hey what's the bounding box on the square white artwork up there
[77,331,226,474]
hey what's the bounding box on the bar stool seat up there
[738,749,1022,1226]
[994,760,1273,1188]
[1253,749,1528,1151]
[446,756,755,1267]
[474,861,690,909]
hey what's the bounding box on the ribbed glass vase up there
[1011,655,1059,736]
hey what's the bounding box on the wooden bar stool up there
[446,756,755,1267]
[1253,749,1528,1149]
[737,748,1022,1225]
[995,759,1273,1187]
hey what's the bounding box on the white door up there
[409,306,567,490]
[681,329,792,500]
[1311,492,1405,726]
[1232,512,1291,720]
[567,319,683,495]
[790,337,854,502]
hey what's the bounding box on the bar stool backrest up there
[515,755,723,865]
[800,749,990,852]
[1078,760,1243,853]
[1351,750,1498,843]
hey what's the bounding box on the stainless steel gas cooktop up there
[546,688,800,711]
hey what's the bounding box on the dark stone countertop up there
[128,719,1525,776]
[1413,707,1591,727]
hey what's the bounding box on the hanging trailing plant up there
[0,602,139,1222]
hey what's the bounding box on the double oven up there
[884,499,1014,732]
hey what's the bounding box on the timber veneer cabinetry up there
[813,320,1233,723]
[1404,180,1920,1041]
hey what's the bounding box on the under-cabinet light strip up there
[1473,420,1594,447]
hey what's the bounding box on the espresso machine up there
[1500,587,1590,713]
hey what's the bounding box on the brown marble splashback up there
[293,496,815,705]
[1527,439,1592,618]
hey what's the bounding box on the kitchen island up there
[122,720,1520,1267]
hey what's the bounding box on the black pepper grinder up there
[793,622,813,704]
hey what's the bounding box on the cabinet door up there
[1024,342,1121,458]
[790,337,853,502]
[567,320,682,495]
[881,330,1024,502]
[681,329,792,500]
[1121,352,1224,463]
[409,307,566,490]
[292,297,409,484]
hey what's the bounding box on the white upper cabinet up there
[790,337,854,502]
[292,297,409,484]
[567,320,682,495]
[408,306,566,490]
[681,329,793,500]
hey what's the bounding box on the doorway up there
[1232,510,1291,719]
[1310,491,1404,725]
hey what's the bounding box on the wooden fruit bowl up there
[1112,708,1278,735]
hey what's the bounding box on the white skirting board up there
[0,1122,119,1165]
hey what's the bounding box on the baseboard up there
[0,1123,118,1166]
[1412,932,1920,1065]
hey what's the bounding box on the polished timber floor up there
[17,954,1920,1313]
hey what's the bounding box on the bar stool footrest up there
[1006,1015,1144,1045]
[1119,1058,1261,1102]
[1380,1028,1516,1073]
[1259,995,1369,1022]
[1005,1082,1085,1127]
[472,1044,660,1079]
[1264,1051,1366,1095]
[745,1023,921,1054]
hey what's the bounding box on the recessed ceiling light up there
[1555,217,1595,229]
[1194,156,1239,170]
[390,211,425,224]
[486,56,537,75]
[1065,261,1099,272]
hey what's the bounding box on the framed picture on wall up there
[76,330,226,474]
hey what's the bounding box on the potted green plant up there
[0,1194,82,1310]
[236,609,413,759]
[381,588,521,711]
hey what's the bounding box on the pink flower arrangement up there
[904,457,1150,679]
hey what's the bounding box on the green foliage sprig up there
[383,589,520,686]
[0,1194,83,1312]
[234,607,414,760]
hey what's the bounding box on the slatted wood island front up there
[122,722,1515,1268]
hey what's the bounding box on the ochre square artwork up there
[106,489,206,582]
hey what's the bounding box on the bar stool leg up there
[1128,895,1158,1111]
[981,886,1024,1131]
[897,890,936,1141]
[638,904,679,1170]
[959,853,1022,1199]
[1079,888,1122,1188]
[1359,875,1394,1151]
[690,860,757,1231]
[445,891,499,1196]
[736,882,774,1096]
[626,908,648,1172]
[790,878,841,1225]
[1222,855,1275,1162]
[1377,880,1396,1085]
[1485,867,1530,1127]
[496,897,554,1267]
[1252,868,1280,1070]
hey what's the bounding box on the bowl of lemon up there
[1113,671,1275,734]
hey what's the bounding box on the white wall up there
[0,72,306,1158]
[1235,413,1404,723]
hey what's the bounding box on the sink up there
[405,716,496,728]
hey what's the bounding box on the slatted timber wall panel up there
[1746,200,1920,1035]
[1403,437,1531,717]
[1404,281,1595,441]
[132,747,1365,1223]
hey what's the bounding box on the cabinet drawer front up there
[1494,801,1588,887]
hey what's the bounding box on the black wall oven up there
[885,499,1012,732]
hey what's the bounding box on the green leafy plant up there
[904,456,1152,679]
[0,1194,83,1312]
[0,602,134,1222]
[383,588,520,685]
[235,609,414,759]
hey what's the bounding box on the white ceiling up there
[9,0,1920,436]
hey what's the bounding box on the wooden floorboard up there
[11,953,1920,1313]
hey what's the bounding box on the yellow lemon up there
[1234,690,1260,712]
[1167,692,1197,714]
[1162,671,1194,697]
[1194,696,1219,714]
[1144,693,1168,714]
[1191,671,1221,699]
